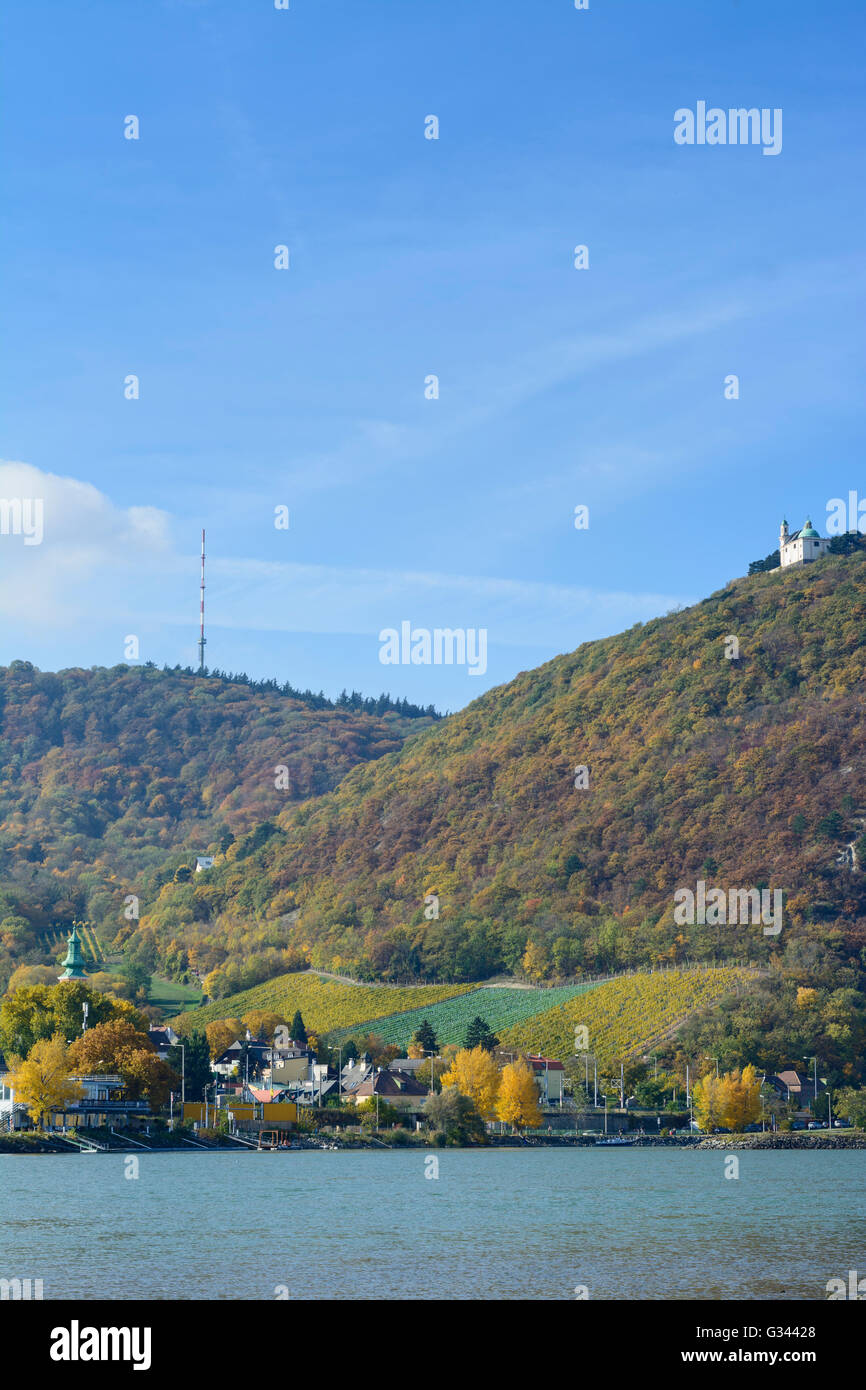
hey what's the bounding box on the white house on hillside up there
[779,518,832,569]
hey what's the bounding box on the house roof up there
[214,1040,275,1064]
[340,1062,373,1091]
[527,1056,565,1072]
[353,1071,428,1098]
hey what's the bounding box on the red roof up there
[527,1055,565,1071]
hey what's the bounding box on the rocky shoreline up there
[696,1132,866,1150]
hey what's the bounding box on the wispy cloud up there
[0,463,692,651]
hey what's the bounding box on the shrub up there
[383,1128,412,1146]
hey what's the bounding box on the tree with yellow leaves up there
[7,1035,83,1128]
[497,1058,542,1132]
[241,1010,285,1041]
[440,1046,500,1119]
[694,1065,762,1132]
[692,1072,724,1132]
[521,940,550,982]
[205,1018,244,1059]
[718,1065,762,1132]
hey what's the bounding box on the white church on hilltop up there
[779,518,832,569]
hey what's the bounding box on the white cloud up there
[0,461,174,623]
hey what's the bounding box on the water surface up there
[2,1148,863,1300]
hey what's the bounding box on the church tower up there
[58,924,88,981]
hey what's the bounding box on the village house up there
[389,1057,428,1077]
[767,1069,825,1113]
[0,1062,151,1131]
[146,1025,179,1060]
[348,1068,429,1114]
[212,1034,310,1080]
[527,1056,565,1106]
[339,1056,375,1096]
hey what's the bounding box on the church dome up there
[800,519,820,539]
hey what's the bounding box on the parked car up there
[791,1121,807,1130]
[807,1121,826,1130]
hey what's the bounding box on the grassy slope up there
[169,971,473,1038]
[328,983,597,1047]
[497,967,754,1066]
[170,967,753,1066]
[149,974,202,1014]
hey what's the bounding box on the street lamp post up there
[180,1044,186,1106]
[805,1055,819,1120]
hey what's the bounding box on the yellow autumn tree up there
[440,1046,501,1119]
[241,1011,285,1041]
[718,1065,762,1132]
[205,1018,244,1059]
[7,1035,83,1129]
[521,940,549,982]
[407,1041,426,1059]
[497,1058,543,1131]
[692,1072,724,1132]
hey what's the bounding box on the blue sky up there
[2,0,864,709]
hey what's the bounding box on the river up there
[2,1148,863,1300]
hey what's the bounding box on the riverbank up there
[4,1129,864,1154]
[697,1131,866,1150]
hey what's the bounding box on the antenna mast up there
[198,528,206,673]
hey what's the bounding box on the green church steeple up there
[58,924,87,980]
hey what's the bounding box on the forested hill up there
[140,549,866,990]
[0,663,436,990]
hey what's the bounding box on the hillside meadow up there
[169,966,755,1067]
[169,971,473,1039]
[497,967,755,1068]
[328,983,596,1048]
